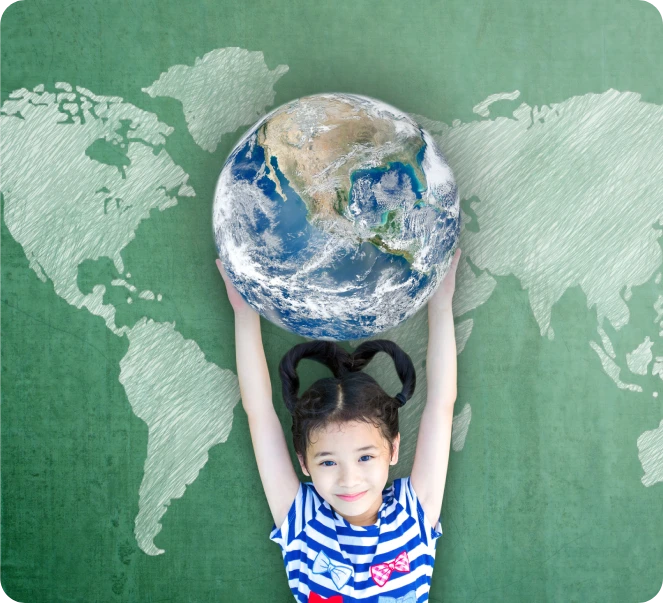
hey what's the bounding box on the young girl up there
[216,247,461,603]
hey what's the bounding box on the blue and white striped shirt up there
[269,477,443,602]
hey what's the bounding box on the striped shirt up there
[269,477,442,602]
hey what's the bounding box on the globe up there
[213,92,460,341]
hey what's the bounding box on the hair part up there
[278,339,416,469]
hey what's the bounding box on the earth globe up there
[213,92,460,341]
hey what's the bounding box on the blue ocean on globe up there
[213,93,460,341]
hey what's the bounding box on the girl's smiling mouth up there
[336,491,367,502]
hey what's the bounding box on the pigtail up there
[349,339,416,407]
[278,341,352,415]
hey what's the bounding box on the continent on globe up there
[213,93,460,341]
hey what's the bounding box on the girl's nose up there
[338,466,361,488]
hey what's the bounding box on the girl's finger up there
[450,248,461,269]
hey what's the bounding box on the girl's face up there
[297,420,400,526]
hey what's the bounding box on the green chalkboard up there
[2,0,662,601]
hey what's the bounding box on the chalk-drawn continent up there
[0,82,241,555]
[142,47,289,153]
[412,89,663,484]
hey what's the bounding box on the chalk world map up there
[2,46,662,556]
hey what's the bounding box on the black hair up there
[278,339,415,468]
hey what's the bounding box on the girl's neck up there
[334,495,381,526]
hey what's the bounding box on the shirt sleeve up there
[398,476,443,547]
[269,481,322,552]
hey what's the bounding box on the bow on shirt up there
[369,551,410,587]
[311,550,353,590]
[309,593,343,603]
[377,591,417,603]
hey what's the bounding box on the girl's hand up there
[429,247,461,312]
[215,259,256,318]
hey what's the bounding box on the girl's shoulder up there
[389,476,409,498]
[269,480,328,550]
[391,475,443,545]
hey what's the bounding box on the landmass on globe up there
[257,94,429,261]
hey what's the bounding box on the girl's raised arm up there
[217,261,300,528]
[410,248,461,528]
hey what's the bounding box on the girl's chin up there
[335,495,380,515]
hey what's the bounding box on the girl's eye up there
[321,460,336,467]
[359,455,373,462]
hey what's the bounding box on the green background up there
[2,0,662,602]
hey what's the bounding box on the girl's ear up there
[297,453,310,477]
[389,433,401,466]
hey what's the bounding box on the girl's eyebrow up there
[313,445,377,459]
